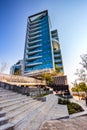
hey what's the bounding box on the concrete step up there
[0,90,15,93]
[16,99,53,130]
[0,88,15,92]
[0,111,6,117]
[0,88,20,93]
[0,89,68,130]
[0,100,39,127]
[3,98,34,113]
[0,94,23,101]
[0,97,27,107]
[25,101,55,130]
[24,109,45,130]
[0,95,27,104]
[0,93,19,98]
[0,92,18,96]
[0,116,9,125]
[0,101,43,128]
[0,90,12,92]
[0,97,32,110]
[15,101,48,130]
[20,94,65,130]
[7,100,42,120]
[26,111,45,130]
[0,88,11,92]
[0,122,14,130]
[0,102,43,130]
[12,101,44,129]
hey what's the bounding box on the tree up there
[0,62,7,73]
[78,82,87,94]
[71,80,81,99]
[42,67,63,85]
[42,73,53,85]
[72,86,79,92]
[73,54,87,99]
[72,82,87,98]
[80,54,87,70]
[75,54,87,83]
[75,68,87,82]
[72,81,87,92]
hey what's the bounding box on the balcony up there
[27,50,42,55]
[26,62,42,67]
[54,54,61,58]
[54,50,60,54]
[29,30,41,36]
[29,23,41,30]
[54,59,62,63]
[29,16,47,26]
[29,30,41,37]
[29,34,42,41]
[28,39,42,45]
[30,20,41,25]
[27,44,42,50]
[26,56,42,61]
[29,26,41,32]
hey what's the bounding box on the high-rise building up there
[23,10,64,76]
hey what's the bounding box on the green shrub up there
[68,108,76,114]
[58,98,84,114]
[58,98,70,105]
[67,102,84,114]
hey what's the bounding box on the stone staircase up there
[0,87,69,130]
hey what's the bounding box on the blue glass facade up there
[23,10,64,75]
[10,60,23,75]
[24,10,53,74]
[51,30,64,72]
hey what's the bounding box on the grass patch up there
[36,93,49,97]
[58,98,84,114]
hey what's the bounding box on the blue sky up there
[0,0,87,85]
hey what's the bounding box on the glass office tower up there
[23,10,63,76]
[51,30,64,72]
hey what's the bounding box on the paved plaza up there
[40,116,87,130]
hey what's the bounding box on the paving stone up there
[40,116,87,130]
[0,123,14,130]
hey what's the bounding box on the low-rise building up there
[10,60,23,75]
